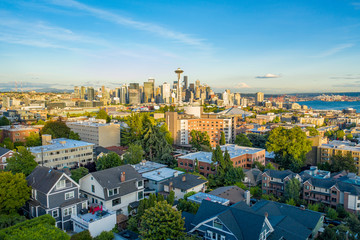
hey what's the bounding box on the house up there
[262,169,301,197]
[244,168,263,187]
[161,173,207,199]
[184,200,324,240]
[0,147,13,170]
[141,167,184,194]
[208,186,250,205]
[79,165,144,215]
[303,177,360,213]
[25,166,88,230]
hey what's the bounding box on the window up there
[56,180,66,189]
[114,188,118,195]
[138,181,143,187]
[138,191,144,200]
[32,189,37,200]
[63,206,76,216]
[109,189,114,196]
[52,210,58,218]
[65,191,74,200]
[112,198,121,206]
[82,202,87,209]
[214,219,223,229]
[91,185,95,193]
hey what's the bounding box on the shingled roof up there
[162,174,207,191]
[27,166,65,194]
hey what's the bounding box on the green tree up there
[224,167,245,186]
[330,152,357,173]
[96,109,109,120]
[307,203,320,212]
[177,199,200,214]
[284,178,301,202]
[69,131,81,140]
[346,133,353,140]
[219,131,226,145]
[0,172,31,214]
[306,127,319,136]
[0,214,26,230]
[326,207,338,220]
[96,152,123,171]
[0,137,14,150]
[139,201,185,240]
[265,163,275,170]
[123,144,144,164]
[345,213,360,234]
[70,167,89,183]
[190,130,211,151]
[247,134,267,148]
[94,231,114,240]
[41,120,70,139]
[167,190,175,206]
[6,146,37,176]
[336,130,345,140]
[285,198,296,206]
[70,230,92,240]
[25,132,41,147]
[0,116,10,126]
[266,126,312,171]
[234,134,252,147]
[252,161,265,171]
[317,227,337,240]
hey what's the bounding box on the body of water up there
[297,101,360,112]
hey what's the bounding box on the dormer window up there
[214,219,223,229]
[138,181,143,187]
[56,180,66,189]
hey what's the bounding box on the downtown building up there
[165,111,232,148]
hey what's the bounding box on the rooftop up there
[30,138,94,153]
[321,140,360,151]
[0,125,38,132]
[188,192,230,205]
[67,121,111,127]
[142,168,184,182]
[132,161,167,174]
[220,144,264,158]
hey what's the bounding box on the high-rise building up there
[129,83,140,105]
[255,92,264,106]
[234,93,241,105]
[175,68,184,103]
[80,86,86,99]
[161,82,171,103]
[144,81,154,103]
[189,83,195,93]
[183,76,188,90]
[120,84,128,104]
[74,86,80,98]
[87,87,95,101]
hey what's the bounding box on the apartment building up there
[319,140,360,175]
[262,170,301,197]
[178,144,265,176]
[0,125,39,143]
[299,117,325,126]
[67,121,121,147]
[165,111,232,148]
[30,136,94,169]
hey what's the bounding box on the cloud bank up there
[255,73,281,79]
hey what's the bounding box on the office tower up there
[87,87,95,101]
[120,84,128,104]
[80,86,86,99]
[240,97,248,107]
[255,92,264,106]
[234,93,241,105]
[144,81,154,103]
[195,79,200,89]
[175,68,184,103]
[206,87,211,100]
[183,76,188,90]
[189,83,195,93]
[74,86,80,98]
[161,82,171,103]
[129,83,140,105]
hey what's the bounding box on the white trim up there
[48,173,80,194]
[264,217,274,233]
[48,186,78,195]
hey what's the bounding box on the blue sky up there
[0,0,360,93]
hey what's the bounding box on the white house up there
[162,174,207,199]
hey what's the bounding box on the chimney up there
[174,171,178,177]
[120,172,125,182]
[244,190,250,206]
[264,212,268,218]
[42,134,52,146]
[169,181,173,191]
[182,175,186,182]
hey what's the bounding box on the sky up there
[0,0,360,93]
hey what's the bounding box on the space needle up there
[175,68,184,104]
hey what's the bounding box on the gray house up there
[25,166,87,230]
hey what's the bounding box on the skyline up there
[1,0,360,93]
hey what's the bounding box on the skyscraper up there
[144,81,154,103]
[175,68,184,103]
[161,82,171,103]
[80,86,86,99]
[74,86,80,98]
[120,84,128,104]
[87,87,95,101]
[255,92,264,106]
[183,76,188,90]
[129,83,140,105]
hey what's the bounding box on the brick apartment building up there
[262,170,301,197]
[0,125,40,143]
[178,144,265,177]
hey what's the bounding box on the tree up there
[0,137,14,150]
[317,227,337,240]
[234,134,252,147]
[25,132,41,147]
[307,203,320,212]
[330,152,357,173]
[140,201,185,239]
[285,198,296,206]
[0,214,26,230]
[345,213,360,234]
[167,191,175,206]
[224,167,245,185]
[177,199,200,214]
[219,131,226,145]
[266,126,312,171]
[6,146,37,176]
[190,130,211,151]
[70,230,92,240]
[252,161,265,171]
[265,162,275,170]
[123,144,144,164]
[41,120,70,139]
[96,152,123,171]
[69,131,81,140]
[326,207,338,220]
[96,109,109,120]
[0,172,31,214]
[94,231,114,240]
[0,116,10,126]
[306,127,319,136]
[284,178,301,202]
[70,167,89,183]
[247,134,267,148]
[336,130,345,140]
[346,133,353,140]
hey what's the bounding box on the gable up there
[48,174,79,194]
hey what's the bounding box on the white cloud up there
[313,43,354,58]
[255,73,281,78]
[50,0,206,47]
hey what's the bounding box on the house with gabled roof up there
[79,164,144,215]
[0,146,13,170]
[25,166,88,230]
[262,169,301,197]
